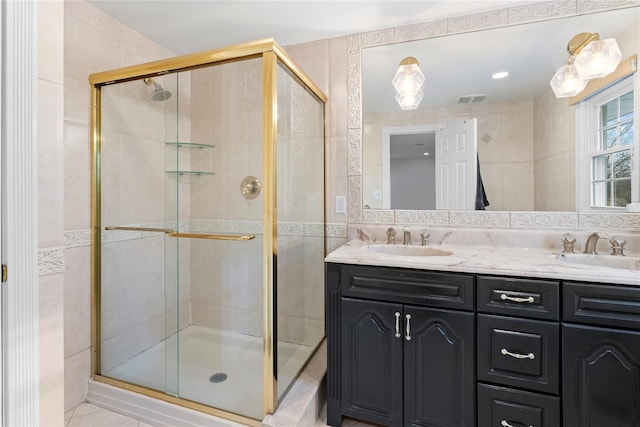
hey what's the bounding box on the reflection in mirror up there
[361,7,639,212]
[373,120,481,211]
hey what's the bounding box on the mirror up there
[352,4,639,216]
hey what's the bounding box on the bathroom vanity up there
[325,238,640,427]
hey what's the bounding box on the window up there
[577,77,637,210]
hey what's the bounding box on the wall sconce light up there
[392,56,425,110]
[550,32,622,98]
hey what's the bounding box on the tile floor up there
[65,402,376,427]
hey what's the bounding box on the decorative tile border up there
[510,212,579,229]
[362,209,395,224]
[65,229,92,248]
[508,1,576,25]
[395,210,449,226]
[449,211,511,228]
[346,211,640,231]
[447,9,509,34]
[394,19,447,43]
[38,246,65,277]
[579,212,640,230]
[326,223,348,238]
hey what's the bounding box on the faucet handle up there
[561,233,576,254]
[610,236,627,256]
[420,232,430,246]
[386,227,396,245]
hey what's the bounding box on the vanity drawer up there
[340,265,474,310]
[477,314,560,394]
[477,383,560,427]
[477,276,560,320]
[564,282,640,330]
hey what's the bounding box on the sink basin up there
[556,253,640,270]
[363,245,453,257]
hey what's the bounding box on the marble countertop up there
[325,239,640,286]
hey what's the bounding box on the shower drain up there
[209,373,228,383]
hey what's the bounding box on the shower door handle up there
[105,226,175,233]
[168,232,256,241]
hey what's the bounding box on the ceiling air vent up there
[457,94,487,104]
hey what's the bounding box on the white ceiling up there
[87,0,541,55]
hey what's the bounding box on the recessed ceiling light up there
[492,71,509,79]
[423,152,430,156]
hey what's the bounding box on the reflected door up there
[435,119,478,210]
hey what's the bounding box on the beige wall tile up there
[503,162,534,211]
[39,274,64,427]
[64,1,121,81]
[63,122,91,230]
[38,0,64,84]
[39,80,65,248]
[64,246,91,358]
[64,348,91,412]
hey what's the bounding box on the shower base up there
[101,325,314,421]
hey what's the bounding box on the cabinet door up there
[563,324,640,427]
[341,298,403,426]
[404,306,475,427]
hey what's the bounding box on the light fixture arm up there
[567,32,600,59]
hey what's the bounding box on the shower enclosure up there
[89,39,326,425]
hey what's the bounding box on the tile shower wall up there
[62,0,182,411]
[362,101,535,212]
[188,62,265,336]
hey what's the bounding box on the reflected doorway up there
[382,120,478,210]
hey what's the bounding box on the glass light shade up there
[392,59,425,110]
[574,38,622,80]
[549,64,588,98]
[395,89,424,110]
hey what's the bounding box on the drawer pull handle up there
[501,348,535,360]
[501,420,533,427]
[405,314,412,341]
[394,312,401,338]
[500,293,534,304]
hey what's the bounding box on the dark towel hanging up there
[475,155,490,210]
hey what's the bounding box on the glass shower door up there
[98,74,181,397]
[274,62,326,400]
[170,61,265,420]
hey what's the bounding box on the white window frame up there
[576,76,639,211]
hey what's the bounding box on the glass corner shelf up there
[165,142,215,149]
[165,171,215,176]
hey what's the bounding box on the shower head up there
[143,78,172,101]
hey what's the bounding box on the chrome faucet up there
[583,232,610,255]
[403,227,412,245]
[386,227,396,244]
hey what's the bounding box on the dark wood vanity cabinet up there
[562,282,640,427]
[476,276,561,427]
[327,263,475,427]
[327,263,640,427]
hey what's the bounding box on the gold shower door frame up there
[89,38,327,426]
